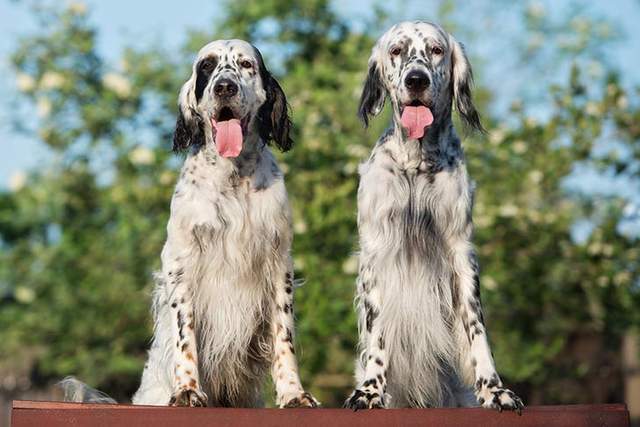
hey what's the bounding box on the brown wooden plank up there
[11,400,630,427]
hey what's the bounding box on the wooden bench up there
[11,400,630,426]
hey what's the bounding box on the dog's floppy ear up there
[172,78,205,152]
[173,107,204,152]
[449,35,484,133]
[255,48,293,152]
[358,60,386,127]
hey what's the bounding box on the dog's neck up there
[384,106,462,172]
[197,124,264,176]
[228,130,264,177]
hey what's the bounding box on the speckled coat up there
[345,22,523,413]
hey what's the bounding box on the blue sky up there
[1,0,639,195]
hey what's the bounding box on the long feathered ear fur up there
[450,35,485,133]
[254,47,293,152]
[172,79,205,152]
[358,61,386,127]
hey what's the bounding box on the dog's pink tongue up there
[400,105,434,139]
[212,119,243,158]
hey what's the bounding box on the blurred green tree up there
[0,0,638,408]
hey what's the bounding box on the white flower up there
[570,17,590,34]
[103,72,132,98]
[36,98,52,118]
[68,1,87,16]
[489,128,506,145]
[16,73,36,92]
[342,255,359,275]
[293,256,305,270]
[512,140,527,154]
[623,202,638,218]
[587,242,602,255]
[527,2,546,19]
[346,144,369,158]
[293,220,307,234]
[9,171,27,192]
[15,286,36,303]
[499,203,519,217]
[617,96,628,109]
[529,170,543,183]
[159,171,174,185]
[482,275,498,291]
[475,214,493,228]
[40,71,65,90]
[129,146,155,165]
[343,162,358,175]
[587,61,603,78]
[613,271,631,286]
[585,101,600,116]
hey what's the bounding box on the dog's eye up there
[240,60,253,69]
[200,59,216,73]
[390,46,402,56]
[431,46,443,56]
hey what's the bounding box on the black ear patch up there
[451,43,484,133]
[358,63,386,127]
[172,108,204,152]
[195,56,218,102]
[254,47,293,152]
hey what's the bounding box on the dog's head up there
[173,39,292,155]
[358,21,483,137]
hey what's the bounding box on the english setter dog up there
[64,40,318,409]
[344,22,524,412]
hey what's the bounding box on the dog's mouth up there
[210,106,249,158]
[400,100,434,140]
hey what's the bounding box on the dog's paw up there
[281,391,320,408]
[344,388,385,410]
[168,388,208,407]
[478,386,523,414]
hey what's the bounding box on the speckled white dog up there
[62,40,317,408]
[130,39,317,408]
[344,22,523,412]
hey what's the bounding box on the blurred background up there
[0,0,639,424]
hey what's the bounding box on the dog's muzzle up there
[404,70,430,93]
[214,78,239,98]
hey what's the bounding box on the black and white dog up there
[64,40,318,408]
[344,22,523,412]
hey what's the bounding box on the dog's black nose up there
[214,79,238,97]
[404,71,430,91]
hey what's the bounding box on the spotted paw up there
[281,391,320,408]
[168,388,208,407]
[478,386,524,414]
[344,388,385,410]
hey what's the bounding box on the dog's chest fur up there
[357,134,474,406]
[166,144,291,401]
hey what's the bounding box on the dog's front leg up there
[270,265,319,408]
[164,256,207,407]
[453,242,523,413]
[345,268,388,410]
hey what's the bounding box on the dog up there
[344,22,524,412]
[63,40,318,409]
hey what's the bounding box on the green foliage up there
[1,1,638,406]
